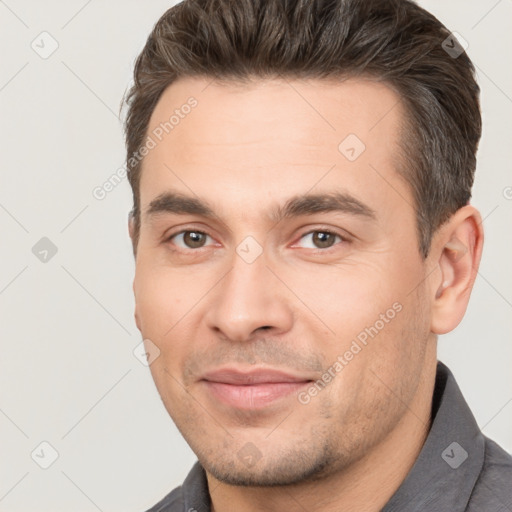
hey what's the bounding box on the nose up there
[204,249,294,343]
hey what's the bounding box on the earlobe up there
[430,206,484,334]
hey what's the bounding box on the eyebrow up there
[144,190,376,224]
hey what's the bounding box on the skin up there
[129,76,483,512]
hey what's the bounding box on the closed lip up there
[200,367,314,410]
[200,367,314,385]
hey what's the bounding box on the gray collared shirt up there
[145,361,512,511]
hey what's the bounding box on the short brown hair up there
[123,0,481,258]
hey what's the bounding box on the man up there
[123,0,512,510]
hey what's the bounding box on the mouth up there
[199,368,314,410]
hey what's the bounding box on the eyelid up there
[164,225,351,251]
[163,223,213,240]
[164,227,218,249]
[290,226,351,247]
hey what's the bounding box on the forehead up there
[139,76,410,221]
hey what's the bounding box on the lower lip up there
[202,381,310,409]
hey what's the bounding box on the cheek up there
[283,261,400,336]
[287,258,426,383]
[134,262,201,338]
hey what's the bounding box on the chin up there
[200,443,338,487]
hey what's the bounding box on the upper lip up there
[200,368,314,385]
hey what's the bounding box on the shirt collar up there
[181,361,485,512]
[382,360,485,511]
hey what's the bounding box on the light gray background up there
[0,1,511,511]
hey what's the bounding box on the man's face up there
[132,77,435,485]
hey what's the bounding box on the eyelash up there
[293,229,348,251]
[164,227,349,252]
[165,230,217,251]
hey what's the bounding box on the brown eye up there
[312,231,337,248]
[296,230,344,250]
[183,231,207,248]
[169,231,212,249]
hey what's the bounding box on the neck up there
[207,360,437,512]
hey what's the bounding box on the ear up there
[128,211,138,258]
[429,205,484,334]
[128,212,135,239]
[128,212,141,331]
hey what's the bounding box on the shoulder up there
[466,437,512,511]
[142,461,209,512]
[143,486,185,512]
